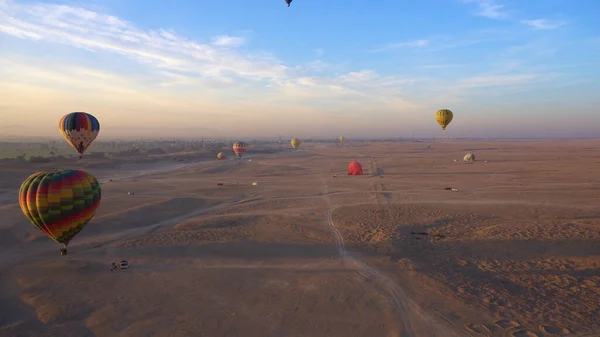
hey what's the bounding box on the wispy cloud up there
[0,1,284,82]
[521,19,567,30]
[423,72,552,105]
[0,0,432,123]
[457,74,540,88]
[368,39,429,52]
[337,70,378,83]
[0,0,584,138]
[0,57,140,94]
[460,0,508,20]
[420,64,465,69]
[211,35,246,47]
[377,30,518,54]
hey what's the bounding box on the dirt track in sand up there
[0,140,599,337]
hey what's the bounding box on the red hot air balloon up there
[232,141,247,158]
[347,161,363,175]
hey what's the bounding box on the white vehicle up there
[111,260,129,271]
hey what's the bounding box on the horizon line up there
[2,136,600,142]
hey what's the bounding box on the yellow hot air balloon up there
[339,136,346,144]
[216,152,224,160]
[435,109,453,130]
[291,138,301,151]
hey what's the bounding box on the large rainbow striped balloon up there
[59,112,100,158]
[18,170,101,255]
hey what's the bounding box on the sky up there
[1,0,599,140]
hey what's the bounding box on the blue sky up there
[1,0,599,139]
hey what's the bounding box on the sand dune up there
[1,140,599,337]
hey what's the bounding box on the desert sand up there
[0,140,599,337]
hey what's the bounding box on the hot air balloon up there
[463,153,476,162]
[59,112,100,159]
[339,136,346,145]
[18,169,101,255]
[217,152,224,160]
[347,161,363,175]
[233,141,247,158]
[291,138,301,151]
[286,0,292,7]
[435,109,453,130]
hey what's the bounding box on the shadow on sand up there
[114,241,362,260]
[0,270,97,337]
[344,216,600,333]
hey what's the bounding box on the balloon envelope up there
[291,138,301,150]
[217,152,224,160]
[233,141,247,158]
[435,109,453,130]
[18,169,101,248]
[59,112,100,157]
[347,161,363,175]
[339,136,346,144]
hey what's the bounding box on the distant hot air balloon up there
[463,153,476,162]
[217,152,224,160]
[435,109,453,130]
[59,112,100,159]
[233,141,247,158]
[18,169,101,255]
[347,161,363,175]
[291,138,301,151]
[339,136,346,145]
[286,0,292,7]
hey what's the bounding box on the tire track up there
[319,155,467,336]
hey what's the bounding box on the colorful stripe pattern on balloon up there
[59,112,100,156]
[18,170,101,245]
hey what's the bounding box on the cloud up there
[0,57,139,94]
[521,19,567,30]
[0,0,433,114]
[457,74,540,88]
[0,0,584,138]
[211,35,246,47]
[501,36,569,61]
[0,1,283,82]
[262,69,426,113]
[419,71,557,105]
[338,70,378,83]
[375,30,518,54]
[300,60,329,72]
[0,23,43,39]
[420,64,465,69]
[368,39,429,52]
[460,0,508,19]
